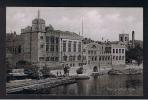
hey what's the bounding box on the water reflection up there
[50,75,143,96]
[18,75,143,96]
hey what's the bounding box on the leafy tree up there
[16,60,31,68]
[126,44,143,65]
[76,67,83,74]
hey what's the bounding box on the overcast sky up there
[6,7,143,41]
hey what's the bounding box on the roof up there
[32,18,45,24]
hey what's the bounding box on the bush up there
[76,67,83,74]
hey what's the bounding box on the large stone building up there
[6,11,83,68]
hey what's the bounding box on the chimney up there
[132,30,135,48]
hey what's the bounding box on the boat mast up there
[81,16,84,68]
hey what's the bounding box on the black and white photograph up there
[6,7,143,96]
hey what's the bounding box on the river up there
[17,74,143,96]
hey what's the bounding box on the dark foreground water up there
[15,75,143,96]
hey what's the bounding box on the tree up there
[126,44,143,65]
[76,67,83,74]
[16,60,31,68]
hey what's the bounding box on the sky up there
[6,7,143,41]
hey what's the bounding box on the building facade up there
[6,11,83,68]
[83,42,126,68]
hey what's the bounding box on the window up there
[94,51,96,55]
[46,45,49,51]
[122,49,124,53]
[50,57,54,61]
[119,49,121,53]
[56,45,58,52]
[63,41,66,52]
[73,56,76,61]
[125,37,128,41]
[99,56,101,61]
[116,49,118,53]
[39,57,44,61]
[55,57,59,61]
[92,56,94,61]
[78,55,81,60]
[69,56,73,61]
[18,45,21,53]
[40,36,43,39]
[91,50,93,55]
[102,56,104,61]
[119,56,121,60]
[46,57,50,61]
[116,56,118,60]
[68,41,72,52]
[122,56,124,60]
[56,37,59,44]
[46,36,49,43]
[50,36,54,44]
[40,44,44,48]
[120,37,123,42]
[95,56,97,61]
[113,49,115,53]
[73,41,77,52]
[88,50,90,54]
[50,45,54,52]
[78,42,81,52]
[108,56,110,60]
[63,56,67,61]
[113,56,115,60]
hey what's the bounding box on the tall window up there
[63,41,66,52]
[56,45,58,52]
[95,56,97,61]
[68,41,72,52]
[46,36,49,43]
[122,56,124,60]
[46,45,49,51]
[78,55,81,60]
[119,49,121,53]
[56,37,59,44]
[73,41,77,52]
[18,45,21,53]
[116,56,118,60]
[40,44,44,48]
[99,56,101,61]
[50,36,54,44]
[119,56,121,60]
[116,49,118,53]
[63,55,67,61]
[69,56,73,61]
[40,36,43,39]
[113,56,115,60]
[78,42,81,52]
[50,45,54,52]
[55,57,59,61]
[73,56,76,61]
[122,49,124,53]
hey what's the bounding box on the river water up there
[21,74,143,96]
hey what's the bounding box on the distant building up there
[119,33,129,45]
[83,41,126,68]
[6,10,83,68]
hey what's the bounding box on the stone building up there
[83,41,126,69]
[6,10,83,68]
[119,33,129,45]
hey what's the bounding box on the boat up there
[74,75,90,80]
[108,69,123,75]
[125,68,142,75]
